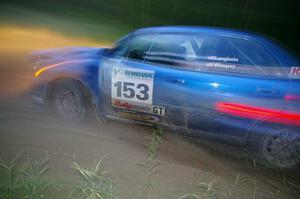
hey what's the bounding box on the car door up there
[187,35,288,145]
[98,33,193,126]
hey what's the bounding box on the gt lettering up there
[152,105,165,115]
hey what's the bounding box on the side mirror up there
[128,50,145,60]
[101,48,113,56]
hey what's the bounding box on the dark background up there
[1,0,300,53]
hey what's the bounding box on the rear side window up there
[200,35,279,66]
[197,35,283,77]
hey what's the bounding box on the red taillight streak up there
[216,102,300,126]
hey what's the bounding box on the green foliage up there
[70,158,118,199]
[20,158,49,199]
[0,155,49,199]
[0,155,23,199]
[1,0,299,52]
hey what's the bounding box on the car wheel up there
[51,80,90,123]
[250,123,300,169]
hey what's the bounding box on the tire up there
[51,80,91,123]
[249,123,300,169]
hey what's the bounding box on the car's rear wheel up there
[51,80,90,123]
[249,123,300,169]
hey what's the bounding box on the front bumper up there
[31,94,45,105]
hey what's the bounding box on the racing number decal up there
[111,67,154,104]
[114,81,149,101]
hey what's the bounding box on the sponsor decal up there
[112,99,133,109]
[112,99,166,116]
[118,111,159,122]
[290,67,300,78]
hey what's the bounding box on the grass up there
[0,154,23,199]
[179,172,218,199]
[0,155,118,199]
[263,168,300,199]
[139,128,163,199]
[225,174,251,199]
[20,158,49,199]
[0,135,300,199]
[179,182,217,199]
[0,155,49,199]
[70,157,118,199]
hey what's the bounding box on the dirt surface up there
[0,30,299,198]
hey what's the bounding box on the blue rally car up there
[30,26,300,168]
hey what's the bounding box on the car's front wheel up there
[51,80,90,123]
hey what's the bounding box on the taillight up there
[216,102,300,126]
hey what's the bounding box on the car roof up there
[134,26,268,41]
[133,26,300,66]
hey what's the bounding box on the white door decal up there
[111,66,155,105]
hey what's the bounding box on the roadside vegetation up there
[0,128,299,199]
[0,155,49,199]
[0,155,118,199]
[139,128,163,199]
[70,158,118,199]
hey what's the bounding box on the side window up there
[145,34,197,67]
[199,36,249,67]
[110,34,132,57]
[126,35,154,61]
[110,34,155,61]
[198,35,282,76]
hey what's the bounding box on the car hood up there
[28,46,107,69]
[29,46,105,61]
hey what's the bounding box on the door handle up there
[257,88,275,94]
[168,79,185,84]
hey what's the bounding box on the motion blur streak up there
[216,102,300,126]
[0,25,102,96]
[34,60,83,77]
[0,25,100,54]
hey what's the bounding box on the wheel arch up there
[45,76,96,108]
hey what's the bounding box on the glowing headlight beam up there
[34,60,82,77]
